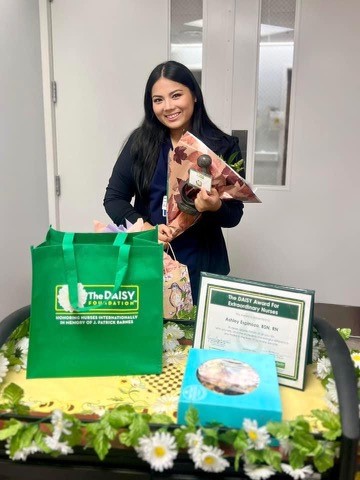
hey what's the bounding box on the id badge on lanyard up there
[162,195,167,220]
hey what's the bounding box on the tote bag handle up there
[62,232,130,312]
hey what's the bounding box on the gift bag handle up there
[62,232,130,312]
[164,243,178,274]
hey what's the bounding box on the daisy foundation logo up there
[55,283,139,325]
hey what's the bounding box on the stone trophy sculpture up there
[177,154,212,215]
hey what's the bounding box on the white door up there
[203,0,359,306]
[42,0,169,231]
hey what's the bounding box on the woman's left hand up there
[158,224,174,244]
[194,187,222,212]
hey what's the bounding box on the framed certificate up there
[194,273,314,390]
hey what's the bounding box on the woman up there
[104,60,244,302]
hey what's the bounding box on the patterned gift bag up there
[163,247,193,319]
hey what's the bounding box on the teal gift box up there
[177,348,282,428]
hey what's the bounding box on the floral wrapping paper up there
[163,252,193,319]
[167,131,261,238]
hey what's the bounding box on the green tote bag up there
[27,227,163,379]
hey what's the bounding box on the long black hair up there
[131,60,227,197]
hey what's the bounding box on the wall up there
[228,0,360,306]
[1,0,358,320]
[0,0,49,319]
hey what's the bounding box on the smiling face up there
[151,77,196,142]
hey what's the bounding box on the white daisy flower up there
[243,463,276,479]
[243,419,271,450]
[57,283,88,312]
[325,378,338,403]
[163,324,184,352]
[6,440,39,461]
[152,394,179,415]
[163,348,187,366]
[324,395,339,414]
[44,436,73,455]
[185,429,203,458]
[0,353,9,383]
[312,338,326,362]
[50,410,73,440]
[316,356,332,379]
[193,445,229,473]
[135,431,177,472]
[351,351,360,369]
[312,338,320,363]
[12,337,29,372]
[281,463,314,479]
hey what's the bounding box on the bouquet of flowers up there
[167,131,261,239]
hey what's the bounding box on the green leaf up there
[0,419,23,440]
[2,383,24,405]
[243,448,263,465]
[101,420,117,441]
[233,430,248,453]
[34,430,53,454]
[222,152,244,173]
[18,424,38,450]
[93,430,111,461]
[181,324,195,340]
[322,429,342,441]
[6,357,23,367]
[263,448,282,470]
[12,404,30,416]
[8,319,30,341]
[6,434,22,458]
[232,160,245,174]
[218,429,237,445]
[234,451,241,471]
[292,416,311,433]
[337,328,351,340]
[84,421,101,436]
[311,409,341,438]
[149,413,173,425]
[176,309,195,321]
[119,431,132,447]
[314,449,335,473]
[108,405,135,428]
[184,406,199,428]
[292,430,319,454]
[227,152,239,164]
[84,417,116,456]
[173,426,189,449]
[202,427,219,446]
[289,447,306,469]
[266,421,291,439]
[125,414,151,446]
[66,420,83,448]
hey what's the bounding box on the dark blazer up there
[104,131,244,302]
